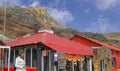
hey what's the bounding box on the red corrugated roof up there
[6,32,93,55]
[73,35,120,51]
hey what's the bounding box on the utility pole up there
[4,0,6,35]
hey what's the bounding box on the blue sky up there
[0,0,120,33]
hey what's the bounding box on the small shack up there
[71,35,120,71]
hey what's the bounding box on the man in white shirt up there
[15,49,26,71]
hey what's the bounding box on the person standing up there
[15,49,26,71]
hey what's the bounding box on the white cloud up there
[47,7,74,25]
[85,16,111,33]
[29,1,40,7]
[93,0,120,10]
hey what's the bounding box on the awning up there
[6,32,93,55]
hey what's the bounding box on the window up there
[26,47,37,68]
[26,48,31,67]
[83,56,89,71]
[0,48,10,69]
[93,49,98,55]
[112,57,116,68]
[4,49,9,67]
[32,48,37,67]
[10,48,14,67]
[66,61,72,71]
[9,46,37,68]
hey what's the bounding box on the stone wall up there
[93,46,112,71]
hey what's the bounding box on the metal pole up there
[72,62,74,71]
[24,48,26,65]
[49,51,51,71]
[8,48,10,71]
[89,58,92,71]
[80,60,82,71]
[42,51,44,71]
[31,48,33,67]
[13,49,15,65]
[4,0,6,35]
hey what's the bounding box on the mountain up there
[104,32,120,47]
[0,6,120,48]
[105,32,120,40]
[0,6,66,39]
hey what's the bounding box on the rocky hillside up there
[0,6,120,48]
[104,32,120,47]
[0,6,66,39]
[105,32,120,40]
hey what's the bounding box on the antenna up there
[4,0,6,35]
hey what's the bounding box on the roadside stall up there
[5,29,93,71]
